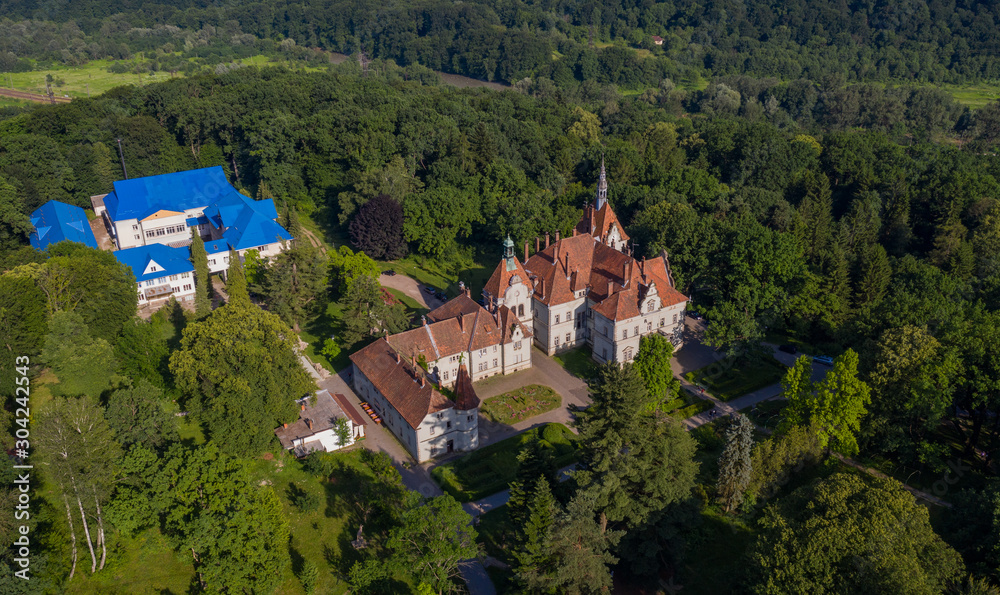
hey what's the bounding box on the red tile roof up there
[453,364,480,411]
[388,300,527,363]
[484,254,530,301]
[575,202,631,244]
[350,338,455,429]
[426,293,481,322]
[525,204,687,318]
[331,393,367,427]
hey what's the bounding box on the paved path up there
[379,272,445,310]
[474,347,591,447]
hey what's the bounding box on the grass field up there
[431,423,579,502]
[480,384,560,425]
[685,355,787,402]
[552,346,598,380]
[0,55,327,102]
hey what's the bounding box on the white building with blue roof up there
[30,201,98,250]
[113,244,196,306]
[94,166,293,261]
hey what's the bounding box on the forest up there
[4,0,1000,88]
[2,0,1000,591]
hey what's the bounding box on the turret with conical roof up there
[596,154,608,210]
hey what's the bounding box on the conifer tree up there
[190,229,212,317]
[513,477,558,589]
[716,413,754,513]
[224,249,250,307]
[543,494,622,594]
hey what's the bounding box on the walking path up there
[379,272,445,309]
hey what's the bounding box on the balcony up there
[144,284,175,300]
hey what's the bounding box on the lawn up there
[742,398,788,430]
[431,423,579,502]
[685,355,787,402]
[1,55,328,102]
[480,384,561,425]
[377,254,493,299]
[552,346,598,380]
[663,389,714,419]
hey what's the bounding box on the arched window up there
[623,347,634,361]
[518,304,524,317]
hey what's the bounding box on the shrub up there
[288,483,322,512]
[304,451,339,478]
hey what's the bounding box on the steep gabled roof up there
[350,338,455,429]
[113,244,193,283]
[426,293,481,322]
[574,202,631,245]
[29,201,98,250]
[453,364,480,411]
[483,253,531,300]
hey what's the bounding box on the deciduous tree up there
[349,194,408,260]
[387,495,478,593]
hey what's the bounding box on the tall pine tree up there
[190,229,212,317]
[513,477,558,590]
[716,413,754,513]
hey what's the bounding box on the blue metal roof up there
[205,239,231,254]
[105,166,235,222]
[29,201,98,250]
[185,215,209,227]
[222,208,293,250]
[113,244,193,283]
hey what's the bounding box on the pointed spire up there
[503,235,516,271]
[596,153,608,210]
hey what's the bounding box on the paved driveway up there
[379,272,445,309]
[473,347,591,447]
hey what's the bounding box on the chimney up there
[524,240,529,262]
[283,423,288,429]
[555,230,560,242]
[307,419,313,430]
[536,236,540,253]
[590,204,595,233]
[545,232,550,249]
[301,403,306,411]
[565,251,570,275]
[420,376,426,387]
[396,352,401,364]
[421,315,427,326]
[553,244,560,265]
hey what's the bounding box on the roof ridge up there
[423,320,441,360]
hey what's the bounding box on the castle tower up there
[483,235,532,322]
[596,154,608,210]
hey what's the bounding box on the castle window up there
[514,341,522,350]
[565,333,571,343]
[647,301,655,313]
[554,335,560,345]
[660,318,665,327]
[673,314,678,323]
[518,304,524,316]
[624,347,634,361]
[444,371,449,381]
[634,325,639,336]
[493,358,498,367]
[647,321,652,332]
[567,312,572,320]
[447,421,452,429]
[555,315,560,324]
[467,415,474,422]
[183,284,192,291]
[602,348,608,359]
[622,329,627,339]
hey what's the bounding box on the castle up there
[351,159,688,462]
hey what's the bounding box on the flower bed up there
[479,384,561,425]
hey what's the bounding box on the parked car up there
[778,344,798,354]
[688,311,703,320]
[423,286,436,294]
[384,269,396,276]
[435,291,448,301]
[813,355,834,366]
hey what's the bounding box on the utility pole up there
[116,138,128,180]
